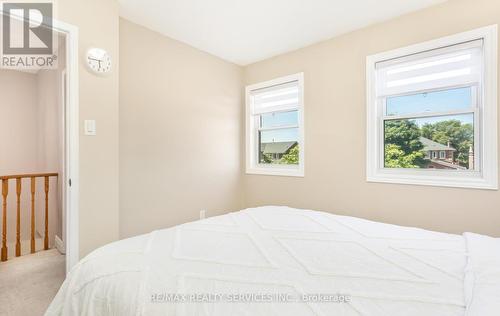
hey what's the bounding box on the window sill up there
[367,169,498,190]
[246,166,304,177]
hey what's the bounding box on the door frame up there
[53,18,80,274]
[0,9,80,273]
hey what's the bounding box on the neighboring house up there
[419,137,466,170]
[260,141,297,161]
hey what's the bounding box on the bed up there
[45,206,500,316]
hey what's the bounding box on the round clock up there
[86,48,112,75]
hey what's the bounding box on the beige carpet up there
[0,249,65,316]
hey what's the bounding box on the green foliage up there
[280,145,299,164]
[384,120,424,153]
[260,152,273,164]
[384,120,426,168]
[421,120,473,167]
[384,144,425,168]
[384,118,473,169]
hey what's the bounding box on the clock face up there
[86,48,112,75]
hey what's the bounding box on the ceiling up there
[119,0,447,65]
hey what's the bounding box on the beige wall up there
[0,68,61,251]
[0,70,39,175]
[36,36,66,243]
[243,0,500,237]
[118,19,243,238]
[0,70,40,245]
[57,0,120,257]
[0,0,119,259]
[38,0,500,256]
[36,66,64,246]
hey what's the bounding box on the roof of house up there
[419,137,456,152]
[260,141,297,154]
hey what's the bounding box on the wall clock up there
[86,48,112,75]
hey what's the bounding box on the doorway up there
[0,12,79,316]
[0,12,79,274]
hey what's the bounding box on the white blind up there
[251,80,300,114]
[376,40,483,96]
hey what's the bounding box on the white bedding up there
[45,206,500,316]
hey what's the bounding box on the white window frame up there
[366,25,498,190]
[245,73,305,177]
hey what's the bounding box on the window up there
[246,73,304,176]
[367,26,498,189]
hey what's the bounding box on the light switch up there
[84,120,96,136]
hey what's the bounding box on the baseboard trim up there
[55,235,65,254]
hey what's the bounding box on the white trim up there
[55,235,66,254]
[366,25,498,190]
[56,20,80,274]
[246,73,305,177]
[258,124,299,132]
[383,108,475,121]
[60,68,67,259]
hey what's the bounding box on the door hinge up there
[69,178,72,187]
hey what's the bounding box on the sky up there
[386,86,474,126]
[260,87,474,144]
[260,111,299,143]
[412,113,473,127]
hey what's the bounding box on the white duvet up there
[45,206,500,316]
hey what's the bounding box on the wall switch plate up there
[84,120,96,136]
[199,210,206,220]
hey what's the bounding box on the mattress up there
[45,206,500,316]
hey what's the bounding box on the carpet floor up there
[0,249,65,316]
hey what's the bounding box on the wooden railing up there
[1,173,58,262]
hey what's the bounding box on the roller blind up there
[250,80,300,115]
[376,40,483,96]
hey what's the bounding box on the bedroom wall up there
[36,36,66,247]
[0,70,39,175]
[242,0,500,237]
[58,0,120,257]
[36,65,64,249]
[0,68,61,251]
[0,70,39,245]
[118,19,243,238]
